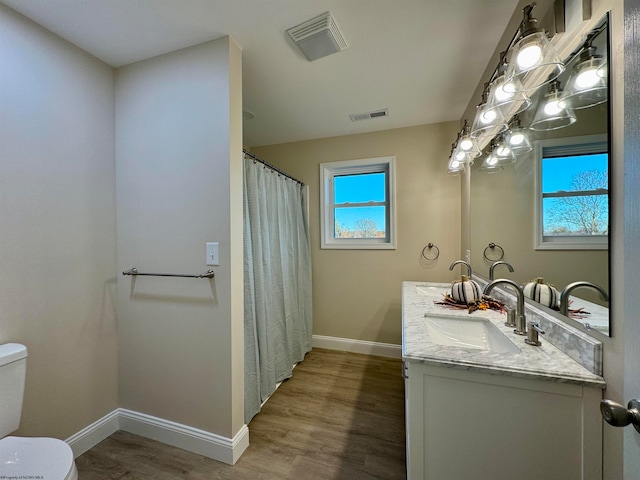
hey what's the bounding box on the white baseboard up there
[66,408,249,465]
[312,335,402,358]
[65,409,120,458]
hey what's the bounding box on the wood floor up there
[76,348,407,479]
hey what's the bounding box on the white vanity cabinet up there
[404,361,603,480]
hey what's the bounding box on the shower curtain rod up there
[243,150,305,186]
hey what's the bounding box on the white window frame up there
[534,134,608,250]
[320,156,396,250]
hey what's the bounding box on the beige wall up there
[252,123,461,345]
[0,5,118,438]
[115,37,244,438]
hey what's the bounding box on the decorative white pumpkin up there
[450,275,482,305]
[523,277,560,309]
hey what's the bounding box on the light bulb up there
[544,99,563,116]
[517,44,542,69]
[450,160,461,169]
[459,138,474,151]
[496,145,511,156]
[454,150,466,161]
[509,132,525,146]
[494,84,514,101]
[575,67,601,89]
[481,109,497,124]
[487,155,499,166]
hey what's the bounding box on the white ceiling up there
[2,0,520,147]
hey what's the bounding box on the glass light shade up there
[485,73,532,117]
[446,157,466,175]
[505,31,565,92]
[492,140,516,165]
[530,81,576,131]
[505,126,532,154]
[470,101,506,139]
[454,135,481,162]
[479,153,504,173]
[560,56,608,109]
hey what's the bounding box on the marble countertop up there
[402,281,605,388]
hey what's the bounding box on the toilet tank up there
[0,343,27,437]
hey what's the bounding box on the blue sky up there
[334,173,386,231]
[542,153,608,192]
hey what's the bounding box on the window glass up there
[534,135,608,250]
[334,206,386,239]
[541,153,608,237]
[320,156,396,249]
[334,172,386,203]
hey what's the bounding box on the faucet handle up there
[525,322,545,346]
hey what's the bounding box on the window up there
[320,156,396,249]
[535,134,608,250]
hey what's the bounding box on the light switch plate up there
[206,242,219,266]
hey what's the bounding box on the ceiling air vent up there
[287,12,348,61]
[349,109,389,122]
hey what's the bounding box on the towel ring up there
[483,243,505,261]
[421,243,440,261]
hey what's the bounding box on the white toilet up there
[0,343,78,479]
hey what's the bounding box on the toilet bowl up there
[0,343,78,479]
[0,436,78,479]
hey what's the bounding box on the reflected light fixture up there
[504,4,565,92]
[479,149,504,174]
[486,52,532,117]
[470,85,506,139]
[560,36,608,109]
[453,120,481,162]
[530,80,576,131]
[504,115,532,154]
[492,137,517,165]
[446,143,467,175]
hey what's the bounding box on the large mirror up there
[470,15,610,335]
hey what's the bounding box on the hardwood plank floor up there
[76,348,406,479]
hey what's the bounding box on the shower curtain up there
[243,154,313,423]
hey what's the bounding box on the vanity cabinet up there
[404,361,603,480]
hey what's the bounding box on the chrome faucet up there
[489,261,514,280]
[449,260,472,277]
[483,279,527,335]
[559,281,609,316]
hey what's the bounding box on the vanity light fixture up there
[479,150,504,174]
[504,4,565,93]
[446,143,467,175]
[485,52,532,117]
[453,120,482,162]
[560,34,608,109]
[504,115,533,154]
[492,137,517,164]
[470,85,507,139]
[530,79,576,131]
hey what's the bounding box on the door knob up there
[600,399,640,433]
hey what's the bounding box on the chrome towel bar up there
[122,267,215,279]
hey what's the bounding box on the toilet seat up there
[0,436,77,480]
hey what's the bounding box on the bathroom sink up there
[415,285,443,296]
[424,313,521,354]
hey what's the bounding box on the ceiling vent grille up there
[349,109,389,122]
[287,12,348,61]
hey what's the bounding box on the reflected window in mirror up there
[535,134,608,249]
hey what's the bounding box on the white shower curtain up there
[243,155,312,423]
